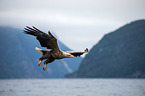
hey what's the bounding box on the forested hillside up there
[66,20,145,78]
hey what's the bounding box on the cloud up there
[0,0,145,51]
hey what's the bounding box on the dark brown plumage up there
[24,26,88,71]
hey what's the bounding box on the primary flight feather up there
[24,26,88,71]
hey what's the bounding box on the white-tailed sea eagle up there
[24,26,88,71]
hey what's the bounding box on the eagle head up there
[63,52,74,58]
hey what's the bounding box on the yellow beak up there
[70,55,74,58]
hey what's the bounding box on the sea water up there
[0,79,145,96]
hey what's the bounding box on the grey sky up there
[0,0,145,51]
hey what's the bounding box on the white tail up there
[35,47,43,53]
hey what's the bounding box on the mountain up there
[66,19,145,78]
[0,27,82,78]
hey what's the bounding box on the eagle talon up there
[43,64,47,71]
[37,61,41,66]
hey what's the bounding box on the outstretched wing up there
[65,48,88,57]
[24,26,59,51]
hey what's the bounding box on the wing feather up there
[24,26,59,51]
[65,48,88,57]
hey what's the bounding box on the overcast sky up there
[0,0,145,51]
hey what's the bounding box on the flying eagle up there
[24,26,88,71]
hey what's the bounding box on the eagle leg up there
[37,60,42,66]
[38,54,49,67]
[43,57,55,71]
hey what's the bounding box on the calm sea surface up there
[0,79,145,96]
